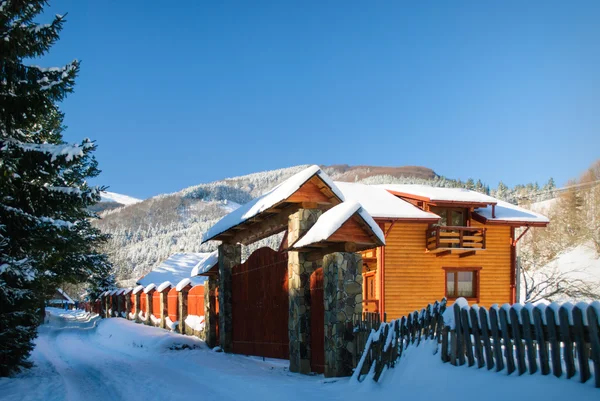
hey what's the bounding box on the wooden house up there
[47,288,75,309]
[200,165,549,376]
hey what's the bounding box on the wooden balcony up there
[426,226,486,257]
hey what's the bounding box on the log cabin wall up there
[382,220,512,319]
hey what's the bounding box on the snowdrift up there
[94,318,205,352]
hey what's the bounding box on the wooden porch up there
[426,226,486,257]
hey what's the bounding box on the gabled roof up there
[293,201,385,249]
[137,253,210,288]
[201,165,344,243]
[57,288,75,304]
[474,200,549,226]
[191,250,218,277]
[380,184,498,206]
[334,182,439,220]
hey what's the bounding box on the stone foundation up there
[218,243,241,353]
[204,276,218,348]
[323,252,363,377]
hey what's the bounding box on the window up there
[365,274,376,300]
[444,268,480,299]
[430,207,467,227]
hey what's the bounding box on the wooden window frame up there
[443,267,481,302]
[429,206,470,227]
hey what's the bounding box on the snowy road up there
[0,309,347,401]
[1,308,598,401]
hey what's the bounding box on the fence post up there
[489,307,504,372]
[145,289,154,326]
[558,306,575,379]
[586,306,600,388]
[572,306,590,383]
[178,285,190,335]
[509,307,526,375]
[545,307,562,378]
[159,287,169,329]
[204,277,218,347]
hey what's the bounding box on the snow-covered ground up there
[0,308,597,401]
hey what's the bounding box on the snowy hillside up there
[94,164,456,284]
[100,191,142,206]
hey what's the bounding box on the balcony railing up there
[426,226,486,253]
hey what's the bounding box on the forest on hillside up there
[89,164,566,288]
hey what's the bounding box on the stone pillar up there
[323,252,363,377]
[178,286,189,334]
[160,290,168,329]
[288,208,323,374]
[204,276,218,347]
[146,290,153,326]
[125,294,131,320]
[134,292,141,322]
[218,243,241,353]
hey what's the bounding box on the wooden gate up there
[310,267,325,373]
[188,285,204,316]
[167,287,178,322]
[231,247,289,359]
[152,291,161,318]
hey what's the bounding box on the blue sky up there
[40,1,599,199]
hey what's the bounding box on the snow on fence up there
[353,299,447,382]
[441,300,600,388]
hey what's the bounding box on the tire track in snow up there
[37,327,124,401]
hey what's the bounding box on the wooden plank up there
[509,307,526,375]
[499,308,515,375]
[572,306,590,383]
[478,308,494,370]
[520,307,537,375]
[533,307,549,375]
[558,306,575,379]
[469,308,485,368]
[586,306,600,388]
[545,307,562,378]
[461,308,475,367]
[489,307,504,372]
[441,325,450,363]
[454,303,465,366]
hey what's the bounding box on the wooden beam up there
[227,204,300,245]
[435,250,452,257]
[459,251,477,258]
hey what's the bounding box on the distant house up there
[47,288,75,309]
[199,165,549,376]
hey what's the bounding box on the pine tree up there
[0,1,111,375]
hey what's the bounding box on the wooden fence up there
[441,301,600,388]
[353,299,447,382]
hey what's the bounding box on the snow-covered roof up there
[137,253,211,288]
[57,288,75,304]
[122,288,133,295]
[176,278,192,291]
[143,283,156,294]
[334,182,439,220]
[157,281,173,292]
[474,200,549,225]
[191,250,218,277]
[201,165,344,243]
[380,184,498,204]
[132,285,144,295]
[293,201,385,248]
